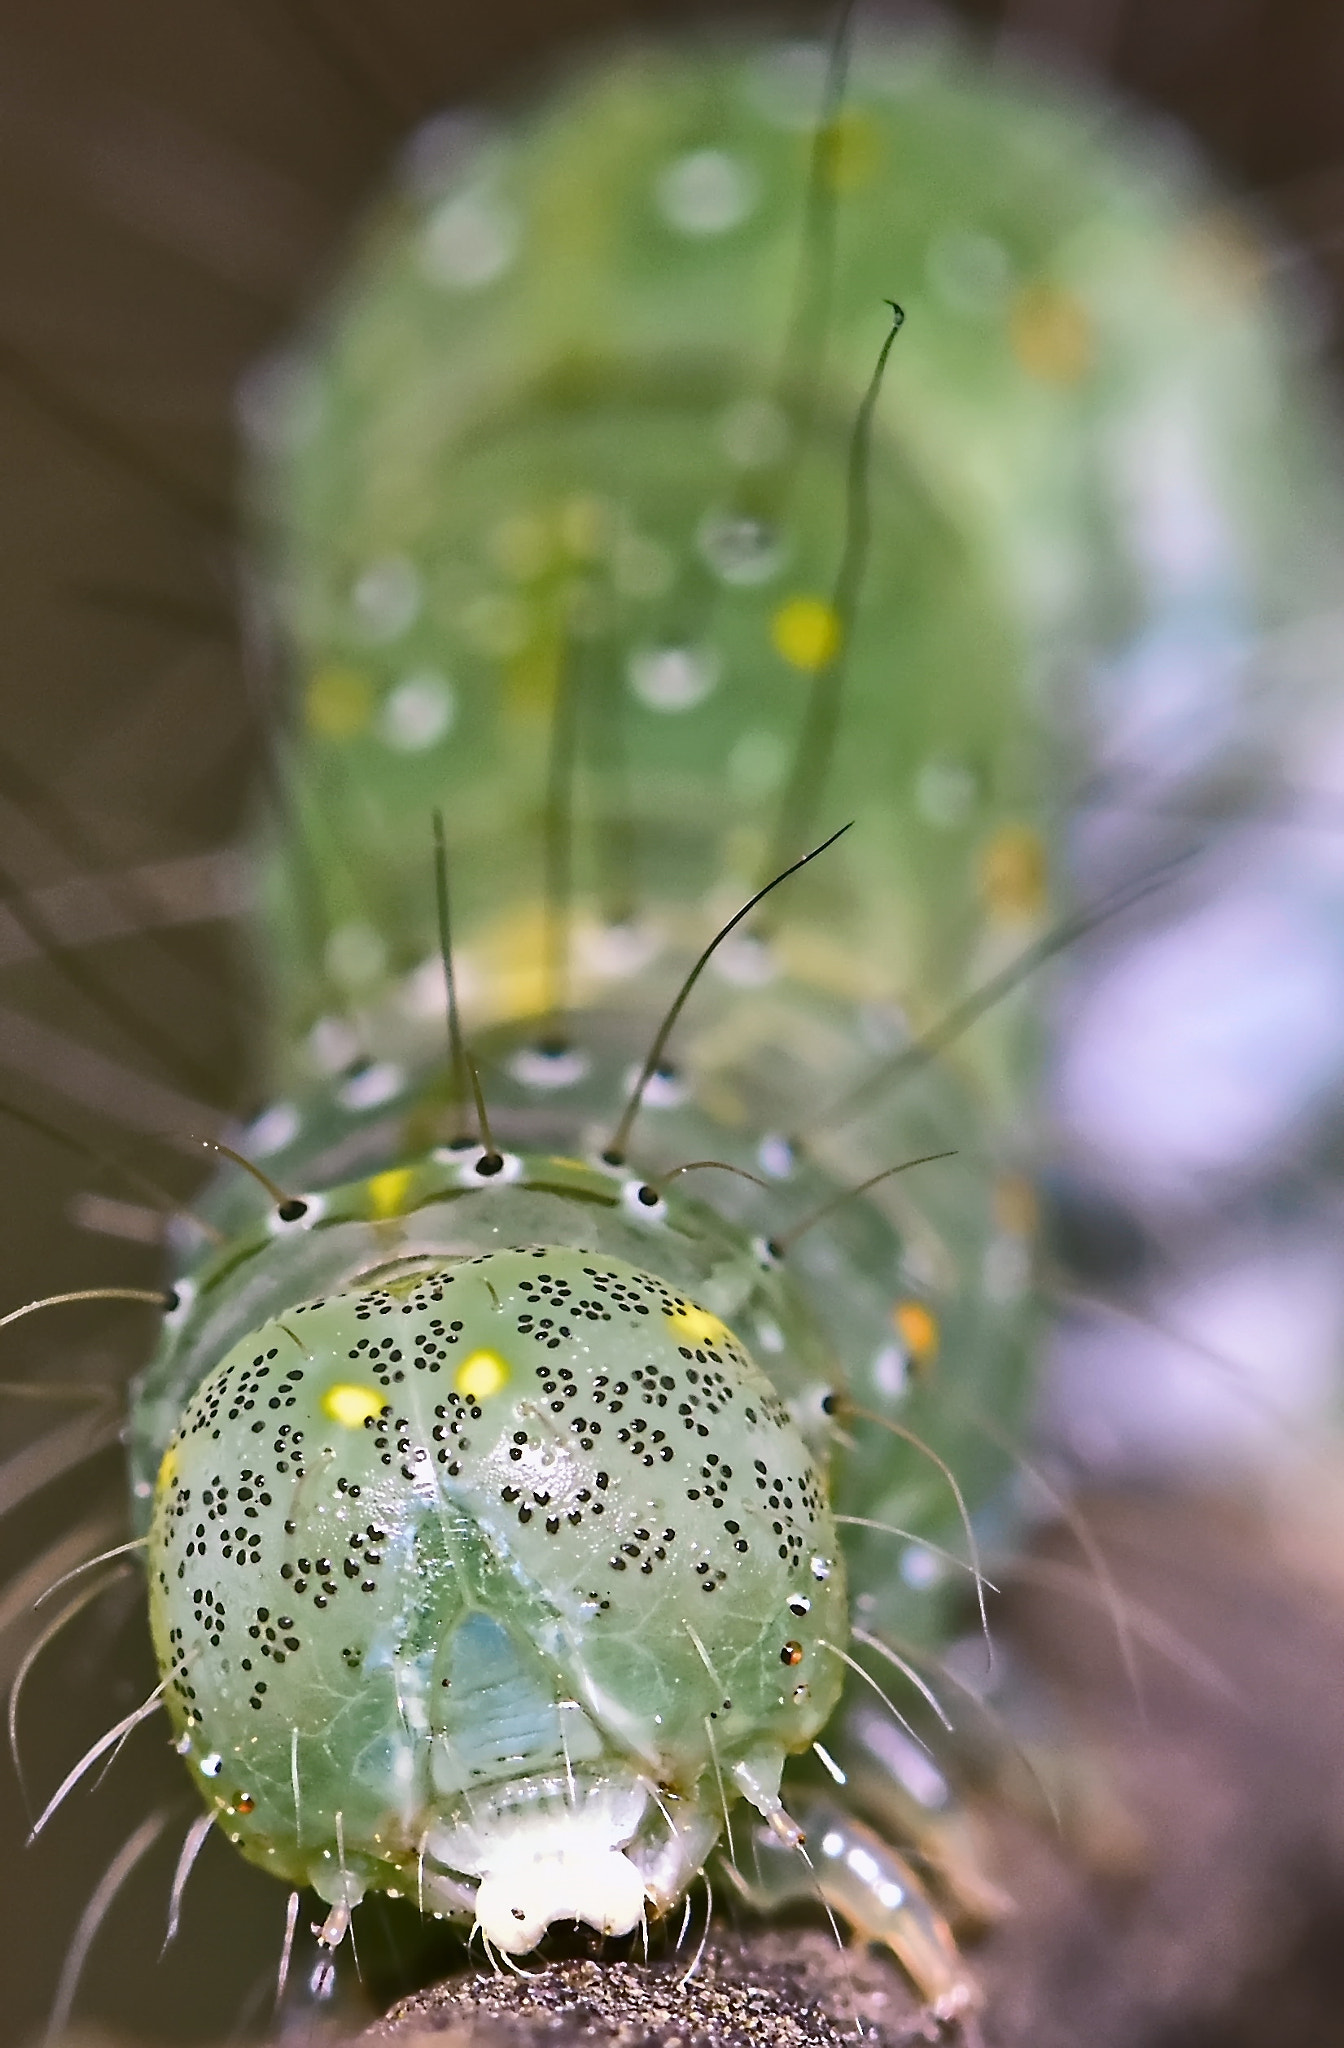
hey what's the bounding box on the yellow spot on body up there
[666,1302,734,1349]
[979,823,1048,922]
[455,1349,510,1401]
[367,1168,413,1220]
[820,111,882,192]
[306,666,372,739]
[893,1300,939,1373]
[322,1383,385,1429]
[771,596,842,672]
[156,1443,178,1496]
[1009,285,1093,385]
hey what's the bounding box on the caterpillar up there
[6,11,1344,2040]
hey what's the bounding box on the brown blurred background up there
[0,1,1341,2041]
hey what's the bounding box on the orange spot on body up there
[979,824,1048,922]
[994,1174,1038,1238]
[893,1299,939,1374]
[1009,285,1093,385]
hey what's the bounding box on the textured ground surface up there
[362,1490,1344,2048]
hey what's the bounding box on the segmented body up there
[58,20,1344,2020]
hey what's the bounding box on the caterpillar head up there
[147,1244,846,1950]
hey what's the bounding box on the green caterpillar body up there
[112,25,1344,2014]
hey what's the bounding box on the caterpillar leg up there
[727,1800,979,2025]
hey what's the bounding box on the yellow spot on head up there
[367,1168,413,1220]
[979,824,1048,923]
[893,1300,939,1373]
[322,1383,385,1429]
[1009,285,1093,385]
[306,666,373,739]
[455,1349,510,1401]
[666,1302,734,1349]
[771,596,842,672]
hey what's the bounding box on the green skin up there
[133,994,1028,1964]
[147,1187,846,1944]
[133,25,1340,1985]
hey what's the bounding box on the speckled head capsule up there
[147,1246,846,1950]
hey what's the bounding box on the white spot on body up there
[712,933,777,988]
[379,670,457,751]
[577,920,663,980]
[508,1044,591,1090]
[246,1102,300,1157]
[627,644,720,712]
[898,1543,945,1590]
[698,509,784,585]
[656,149,758,236]
[420,187,519,289]
[757,1133,794,1179]
[337,1062,404,1112]
[624,1060,686,1110]
[351,557,421,642]
[400,951,481,1022]
[871,1344,908,1400]
[308,1014,362,1074]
